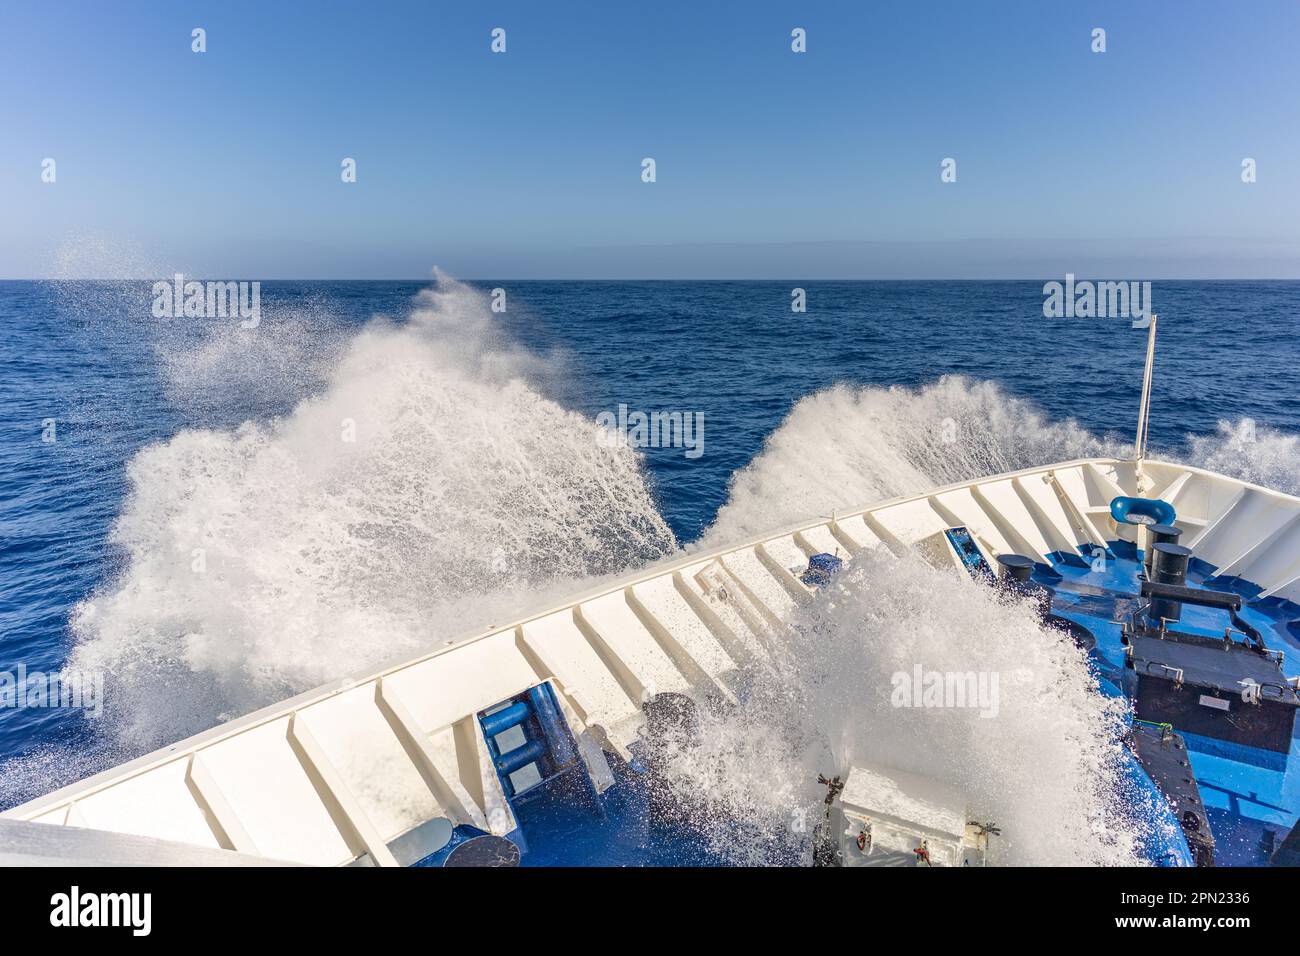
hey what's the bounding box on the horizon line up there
[6,276,1300,283]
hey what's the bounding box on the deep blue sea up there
[2,278,1299,807]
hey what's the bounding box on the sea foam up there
[65,275,676,748]
[651,550,1146,866]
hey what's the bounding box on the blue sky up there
[2,0,1298,278]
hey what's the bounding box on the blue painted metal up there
[496,738,548,775]
[410,823,487,867]
[1179,730,1288,773]
[944,526,994,582]
[477,757,792,867]
[411,823,527,868]
[479,700,531,737]
[444,834,522,867]
[1110,538,1140,562]
[800,552,843,587]
[476,680,604,862]
[527,683,579,768]
[479,683,589,798]
[1111,495,1177,527]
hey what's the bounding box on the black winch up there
[1147,542,1193,623]
[1143,524,1184,579]
[995,553,1054,622]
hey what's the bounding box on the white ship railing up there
[5,456,1299,865]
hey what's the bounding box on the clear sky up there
[2,0,1298,278]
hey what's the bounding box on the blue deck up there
[1044,541,1300,866]
[412,540,1300,868]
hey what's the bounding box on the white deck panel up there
[763,533,814,576]
[1242,516,1300,597]
[383,630,539,733]
[932,486,1014,557]
[1082,462,1127,510]
[720,547,798,616]
[1171,473,1242,530]
[630,575,738,679]
[797,523,847,558]
[676,560,774,664]
[295,683,442,843]
[578,591,689,699]
[72,758,219,850]
[197,717,355,866]
[972,478,1053,561]
[831,513,881,550]
[520,609,640,731]
[842,763,968,842]
[871,498,953,546]
[1189,489,1294,568]
[1012,474,1087,556]
[1049,465,1095,509]
[1270,572,1300,604]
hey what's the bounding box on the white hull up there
[6,456,1299,866]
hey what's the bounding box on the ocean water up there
[2,276,1299,810]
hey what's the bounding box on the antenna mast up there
[1134,314,1159,491]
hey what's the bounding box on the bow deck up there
[6,457,1300,867]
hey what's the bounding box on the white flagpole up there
[1134,314,1158,491]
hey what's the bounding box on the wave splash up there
[700,375,1297,549]
[700,376,1126,548]
[651,551,1145,866]
[1186,418,1300,497]
[65,275,677,749]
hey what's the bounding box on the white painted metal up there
[0,818,302,867]
[839,762,988,867]
[6,456,1298,866]
[1134,314,1159,492]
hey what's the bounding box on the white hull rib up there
[6,456,1300,866]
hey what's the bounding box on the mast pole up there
[1134,314,1158,491]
